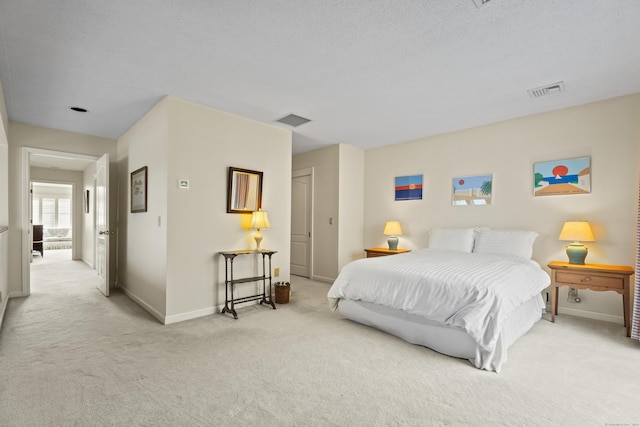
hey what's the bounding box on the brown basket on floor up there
[275,282,290,304]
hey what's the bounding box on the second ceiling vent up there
[275,114,311,127]
[527,81,566,98]
[473,0,491,8]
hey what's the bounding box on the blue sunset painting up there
[395,175,423,201]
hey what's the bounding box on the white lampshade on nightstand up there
[558,221,594,265]
[383,221,403,250]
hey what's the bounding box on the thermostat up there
[178,179,190,189]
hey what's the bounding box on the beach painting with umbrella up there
[534,157,591,196]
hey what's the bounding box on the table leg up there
[623,277,630,337]
[551,273,557,323]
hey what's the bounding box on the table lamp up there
[250,209,271,251]
[558,221,594,264]
[383,221,403,250]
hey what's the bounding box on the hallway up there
[30,248,99,295]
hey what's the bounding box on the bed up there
[327,228,550,372]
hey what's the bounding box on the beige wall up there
[117,96,292,323]
[116,98,169,319]
[338,144,365,269]
[365,94,640,323]
[7,122,117,297]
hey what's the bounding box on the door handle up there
[99,230,109,235]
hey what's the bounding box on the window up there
[31,183,73,228]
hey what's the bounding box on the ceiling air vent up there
[275,113,311,127]
[473,0,491,8]
[527,81,565,98]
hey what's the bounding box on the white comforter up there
[327,249,550,353]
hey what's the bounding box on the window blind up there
[632,178,640,341]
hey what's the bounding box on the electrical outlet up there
[274,267,280,277]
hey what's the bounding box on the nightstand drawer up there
[555,271,623,289]
[366,252,387,258]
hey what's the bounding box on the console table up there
[219,249,277,319]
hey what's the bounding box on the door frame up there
[21,147,100,296]
[291,167,314,279]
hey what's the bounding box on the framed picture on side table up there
[131,166,148,213]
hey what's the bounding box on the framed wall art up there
[395,175,423,201]
[131,166,148,213]
[84,189,90,213]
[227,167,263,213]
[533,157,591,197]
[452,174,492,206]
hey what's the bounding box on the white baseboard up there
[118,284,222,325]
[558,306,624,325]
[0,291,26,330]
[164,306,218,325]
[311,274,335,284]
[118,285,166,324]
[0,294,7,331]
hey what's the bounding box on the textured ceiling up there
[1,1,640,156]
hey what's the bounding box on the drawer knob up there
[582,276,592,282]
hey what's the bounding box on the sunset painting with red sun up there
[533,157,591,196]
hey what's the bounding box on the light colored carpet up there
[1,251,639,426]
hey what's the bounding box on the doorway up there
[21,147,102,297]
[291,167,313,278]
[30,182,74,265]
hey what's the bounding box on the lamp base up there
[566,242,588,265]
[387,236,398,250]
[254,231,263,251]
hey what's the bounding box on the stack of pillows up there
[427,228,539,260]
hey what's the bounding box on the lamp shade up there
[250,210,271,230]
[558,221,594,242]
[383,221,403,236]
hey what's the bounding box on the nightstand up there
[364,247,411,258]
[547,261,634,337]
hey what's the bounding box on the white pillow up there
[473,229,539,259]
[428,228,476,253]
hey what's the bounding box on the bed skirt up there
[337,294,544,372]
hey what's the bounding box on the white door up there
[29,182,34,262]
[96,153,110,296]
[291,171,312,277]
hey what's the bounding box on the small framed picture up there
[452,174,493,206]
[131,166,148,213]
[395,175,423,201]
[84,189,90,213]
[533,157,591,196]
